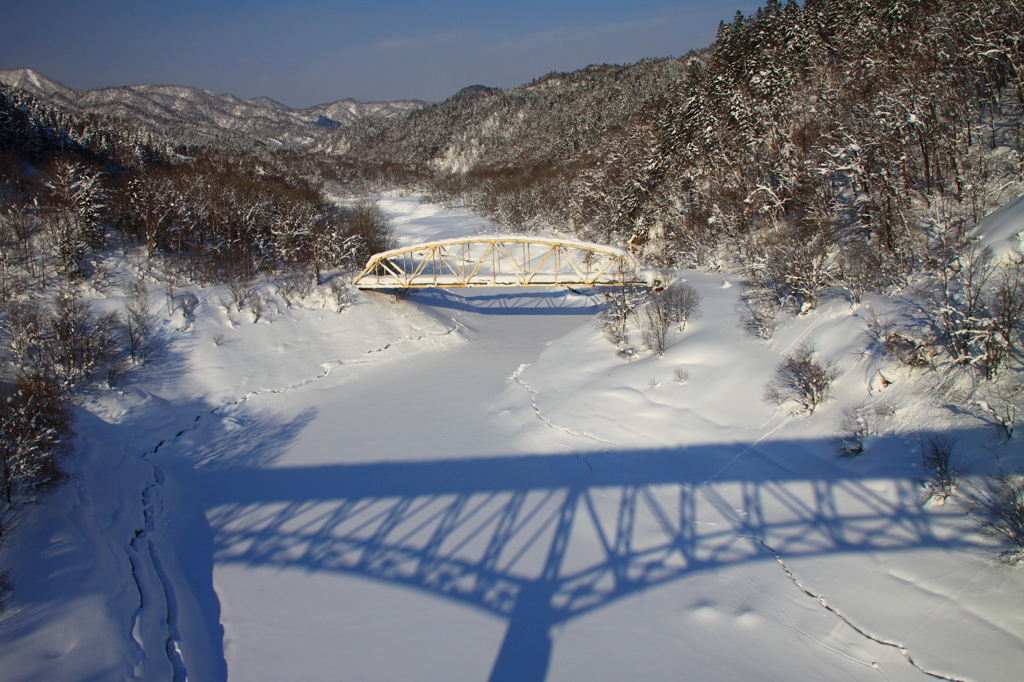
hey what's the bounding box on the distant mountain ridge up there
[0,68,428,151]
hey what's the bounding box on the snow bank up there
[973,192,1024,259]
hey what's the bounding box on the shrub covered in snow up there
[3,291,121,390]
[920,434,959,502]
[764,342,839,414]
[596,287,643,357]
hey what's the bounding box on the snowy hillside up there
[975,192,1024,260]
[0,196,1021,682]
[0,68,428,151]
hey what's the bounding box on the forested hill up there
[339,58,691,178]
[4,0,1023,313]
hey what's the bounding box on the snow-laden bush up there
[764,342,839,414]
[662,282,702,331]
[0,372,73,533]
[740,286,780,340]
[640,297,671,356]
[0,371,74,613]
[327,278,360,313]
[639,283,703,356]
[832,399,895,457]
[918,247,1024,381]
[123,277,160,363]
[0,568,11,613]
[971,371,1024,440]
[596,287,643,357]
[3,291,120,390]
[276,270,315,308]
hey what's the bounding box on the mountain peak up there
[450,84,498,100]
[247,96,289,110]
[0,68,80,100]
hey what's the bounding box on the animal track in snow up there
[512,374,614,446]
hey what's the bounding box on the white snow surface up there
[973,191,1024,259]
[1,196,1023,682]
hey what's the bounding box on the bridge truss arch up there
[353,236,643,289]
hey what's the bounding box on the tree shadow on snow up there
[179,407,319,471]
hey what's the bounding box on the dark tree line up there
[2,85,391,290]
[108,155,374,283]
[1,84,172,170]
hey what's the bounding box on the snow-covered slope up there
[0,197,1022,682]
[974,192,1024,259]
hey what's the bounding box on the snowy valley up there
[3,1,1024,680]
[0,196,1022,682]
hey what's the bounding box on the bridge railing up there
[353,236,644,289]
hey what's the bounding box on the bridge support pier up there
[487,581,557,682]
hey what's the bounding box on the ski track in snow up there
[127,466,188,681]
[726,555,886,682]
[126,545,149,674]
[700,410,794,484]
[124,306,464,675]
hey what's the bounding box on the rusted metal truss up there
[353,236,642,289]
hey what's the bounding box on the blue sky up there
[1,1,758,106]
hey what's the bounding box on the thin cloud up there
[368,30,484,53]
[327,4,751,101]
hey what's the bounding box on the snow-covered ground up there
[1,197,1023,682]
[974,192,1024,259]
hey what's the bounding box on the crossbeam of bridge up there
[353,236,643,289]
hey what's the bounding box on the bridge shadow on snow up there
[404,288,602,316]
[168,411,991,682]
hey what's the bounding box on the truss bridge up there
[353,236,642,289]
